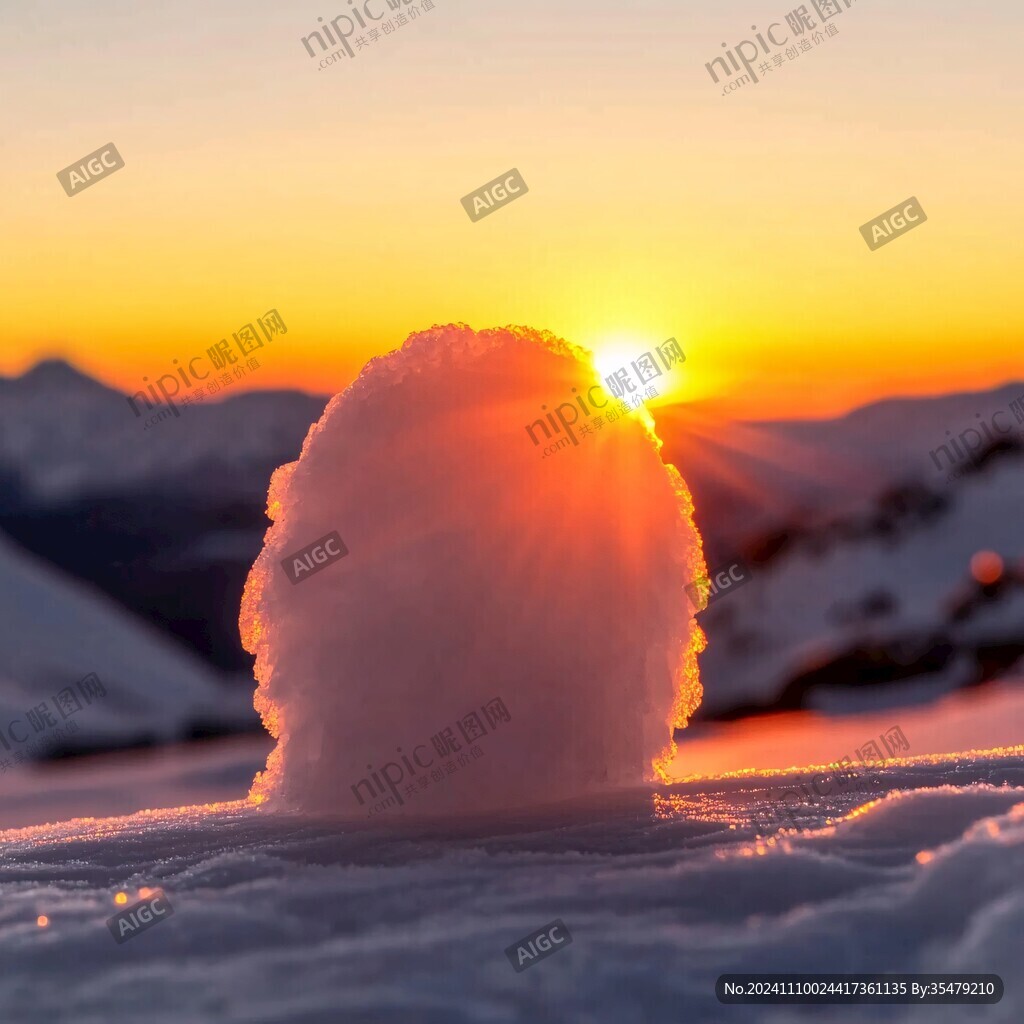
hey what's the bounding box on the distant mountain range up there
[0,360,1020,756]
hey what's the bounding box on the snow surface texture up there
[1,756,1021,1023]
[240,325,706,815]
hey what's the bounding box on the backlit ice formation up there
[240,325,706,816]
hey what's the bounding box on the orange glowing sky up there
[1,0,1021,419]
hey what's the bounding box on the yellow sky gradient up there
[1,0,1021,419]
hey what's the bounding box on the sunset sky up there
[1,0,1020,419]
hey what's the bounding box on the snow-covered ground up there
[0,758,1020,1024]
[1,698,1020,1024]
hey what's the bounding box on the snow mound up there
[240,324,706,816]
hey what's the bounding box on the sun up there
[589,336,689,407]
